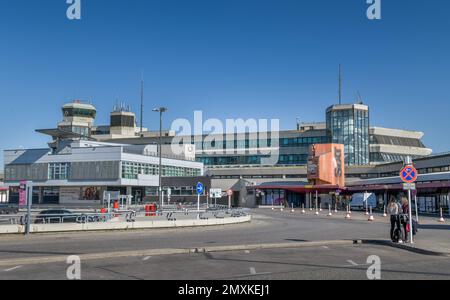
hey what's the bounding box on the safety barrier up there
[0,214,252,234]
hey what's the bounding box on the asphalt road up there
[1,244,449,280]
[0,209,449,280]
[0,209,390,259]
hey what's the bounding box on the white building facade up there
[3,140,203,205]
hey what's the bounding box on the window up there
[121,161,201,179]
[48,163,70,180]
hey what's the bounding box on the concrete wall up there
[0,215,251,235]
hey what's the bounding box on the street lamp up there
[153,107,168,210]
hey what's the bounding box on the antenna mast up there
[338,64,342,105]
[140,73,144,136]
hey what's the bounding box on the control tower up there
[57,100,97,137]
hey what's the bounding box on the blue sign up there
[196,182,204,195]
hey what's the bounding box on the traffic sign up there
[403,183,416,190]
[196,182,204,195]
[210,189,222,199]
[400,165,418,183]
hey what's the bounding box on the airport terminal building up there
[2,100,449,214]
[3,102,204,205]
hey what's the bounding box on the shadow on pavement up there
[419,224,450,231]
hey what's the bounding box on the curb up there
[359,239,450,257]
[197,240,355,253]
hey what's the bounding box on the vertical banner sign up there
[19,180,27,207]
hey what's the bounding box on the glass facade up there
[197,154,309,166]
[121,161,201,179]
[195,136,328,166]
[195,136,328,151]
[326,105,370,166]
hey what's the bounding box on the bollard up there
[368,206,374,222]
[302,204,306,214]
[345,205,351,219]
[383,205,387,217]
[327,204,332,217]
[334,204,338,214]
[291,203,295,213]
[438,208,445,223]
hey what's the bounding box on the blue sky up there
[1,0,450,168]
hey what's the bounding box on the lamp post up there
[153,107,168,210]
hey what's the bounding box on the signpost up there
[167,188,171,205]
[210,189,222,206]
[196,182,204,219]
[400,162,418,244]
[227,189,233,209]
[24,181,33,235]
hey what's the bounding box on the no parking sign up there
[400,165,418,184]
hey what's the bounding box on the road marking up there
[4,266,22,272]
[143,256,151,261]
[245,250,250,254]
[347,260,358,266]
[250,267,256,275]
[322,246,329,249]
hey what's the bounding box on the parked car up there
[0,204,19,215]
[34,209,79,224]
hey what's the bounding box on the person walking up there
[387,197,402,243]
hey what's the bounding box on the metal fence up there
[0,205,250,226]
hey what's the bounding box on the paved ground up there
[1,244,449,280]
[0,209,449,280]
